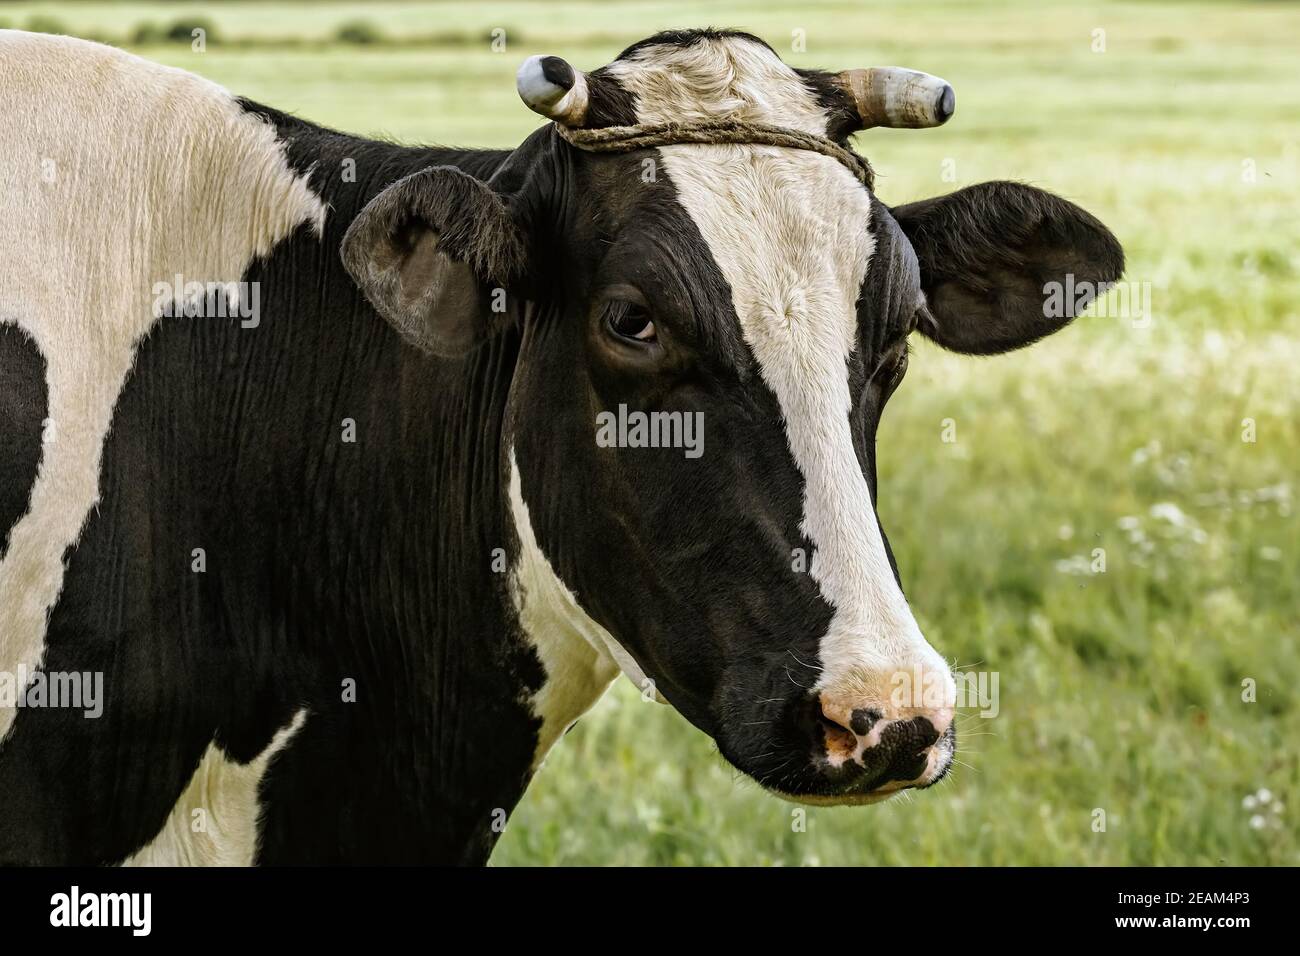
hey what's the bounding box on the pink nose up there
[817,697,954,786]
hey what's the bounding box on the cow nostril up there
[817,713,858,757]
[817,701,888,758]
[849,707,883,736]
[885,715,941,753]
[818,699,882,741]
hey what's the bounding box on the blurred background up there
[5,0,1294,864]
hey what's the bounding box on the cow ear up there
[341,165,531,357]
[891,181,1124,355]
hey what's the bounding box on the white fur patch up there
[123,709,307,866]
[607,35,829,134]
[0,31,326,744]
[616,35,954,709]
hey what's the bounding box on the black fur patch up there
[580,70,640,129]
[0,323,47,557]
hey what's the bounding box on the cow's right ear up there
[341,165,531,357]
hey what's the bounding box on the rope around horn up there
[554,120,874,190]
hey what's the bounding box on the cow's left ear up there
[341,165,532,357]
[891,181,1124,355]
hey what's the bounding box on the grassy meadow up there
[6,0,1295,865]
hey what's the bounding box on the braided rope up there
[555,119,874,190]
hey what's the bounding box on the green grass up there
[11,0,1296,864]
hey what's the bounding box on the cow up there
[0,27,1122,865]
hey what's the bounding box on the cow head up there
[342,30,1123,804]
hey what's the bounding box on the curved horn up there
[837,68,954,130]
[516,54,590,126]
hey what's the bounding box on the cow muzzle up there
[798,660,957,802]
[812,696,954,798]
[716,651,957,805]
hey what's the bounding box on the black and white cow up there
[0,28,1122,864]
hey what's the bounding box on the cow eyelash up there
[604,300,657,344]
[879,347,910,389]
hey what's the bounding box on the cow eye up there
[604,300,657,343]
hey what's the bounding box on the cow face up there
[343,30,1123,804]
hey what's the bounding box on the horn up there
[516,54,590,126]
[836,68,955,129]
